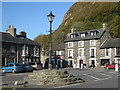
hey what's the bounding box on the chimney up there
[19,31,27,38]
[71,27,76,33]
[102,23,108,30]
[6,25,16,37]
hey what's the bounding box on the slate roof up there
[53,42,65,51]
[100,38,120,49]
[1,32,40,46]
[64,28,106,42]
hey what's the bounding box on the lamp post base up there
[49,64,52,70]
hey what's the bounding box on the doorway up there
[101,59,110,66]
[79,60,83,68]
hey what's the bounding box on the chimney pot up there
[103,23,108,30]
[9,25,14,29]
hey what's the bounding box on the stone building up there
[100,38,120,65]
[53,42,65,60]
[1,25,40,67]
[64,23,112,68]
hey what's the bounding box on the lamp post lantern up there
[47,11,55,70]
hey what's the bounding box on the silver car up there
[28,62,42,70]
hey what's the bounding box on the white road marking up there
[83,74,101,80]
[94,73,112,81]
[99,73,110,77]
[54,83,82,88]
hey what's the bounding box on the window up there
[90,40,96,46]
[68,49,73,58]
[91,49,95,57]
[26,46,29,55]
[105,48,111,57]
[34,46,37,56]
[10,46,16,53]
[78,41,84,47]
[70,34,74,38]
[115,48,120,56]
[9,64,14,67]
[70,34,78,38]
[90,47,96,57]
[78,48,84,57]
[36,48,39,56]
[90,31,98,36]
[80,33,86,37]
[22,45,25,56]
[68,42,73,47]
[5,65,9,67]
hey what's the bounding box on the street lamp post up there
[47,11,55,70]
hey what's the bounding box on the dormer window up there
[80,33,86,37]
[70,34,78,38]
[90,31,98,36]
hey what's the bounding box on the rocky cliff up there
[34,2,120,51]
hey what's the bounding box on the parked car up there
[21,64,33,72]
[28,62,42,70]
[2,63,23,73]
[105,64,120,69]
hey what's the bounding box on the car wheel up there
[12,70,15,73]
[2,70,5,73]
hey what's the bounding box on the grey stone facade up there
[1,25,40,67]
[64,23,115,68]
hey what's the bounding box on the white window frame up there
[36,47,39,56]
[115,48,120,56]
[80,33,86,37]
[78,48,84,57]
[34,46,37,56]
[90,31,97,36]
[10,46,16,53]
[105,48,111,57]
[22,45,26,56]
[78,41,84,47]
[68,42,73,47]
[90,40,96,46]
[68,49,73,58]
[26,46,29,55]
[90,47,96,57]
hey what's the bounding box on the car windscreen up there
[15,63,22,66]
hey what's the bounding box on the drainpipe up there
[115,59,118,71]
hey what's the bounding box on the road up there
[1,68,120,89]
[54,68,119,88]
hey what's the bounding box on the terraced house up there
[1,25,40,67]
[64,23,115,68]
[100,38,120,66]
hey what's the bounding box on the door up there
[79,60,83,68]
[9,64,14,72]
[3,64,9,72]
[91,60,95,67]
[69,60,73,66]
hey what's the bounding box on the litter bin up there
[55,65,58,70]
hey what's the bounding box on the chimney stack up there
[71,27,76,33]
[103,23,108,30]
[6,25,16,37]
[19,31,26,38]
